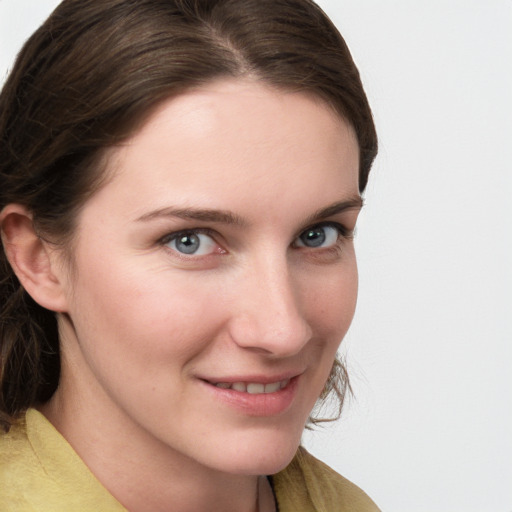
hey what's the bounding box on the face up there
[54,79,361,476]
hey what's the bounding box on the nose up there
[228,255,312,358]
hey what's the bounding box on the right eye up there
[163,230,218,256]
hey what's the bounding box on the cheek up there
[66,250,229,367]
[301,259,358,343]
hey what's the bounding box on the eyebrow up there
[303,196,364,225]
[135,195,363,227]
[136,206,246,226]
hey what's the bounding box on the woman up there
[0,0,379,510]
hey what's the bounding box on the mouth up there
[211,379,291,394]
[199,375,300,416]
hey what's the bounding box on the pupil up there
[177,234,200,254]
[302,228,325,247]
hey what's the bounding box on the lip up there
[199,373,301,417]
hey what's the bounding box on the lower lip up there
[201,377,299,416]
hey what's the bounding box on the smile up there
[213,380,290,394]
[201,376,299,416]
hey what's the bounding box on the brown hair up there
[0,0,377,431]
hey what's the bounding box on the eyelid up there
[325,220,354,238]
[160,227,216,245]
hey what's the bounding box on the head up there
[0,0,377,440]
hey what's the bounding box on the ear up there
[0,204,69,313]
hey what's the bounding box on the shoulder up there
[0,413,40,482]
[272,446,381,512]
[0,409,126,512]
[0,413,43,511]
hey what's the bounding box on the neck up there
[40,395,274,512]
[39,371,276,512]
[40,321,280,512]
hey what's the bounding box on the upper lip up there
[198,371,304,384]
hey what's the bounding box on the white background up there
[1,2,511,511]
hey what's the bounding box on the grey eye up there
[295,225,339,248]
[175,233,200,254]
[166,232,216,255]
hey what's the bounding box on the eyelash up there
[159,222,352,258]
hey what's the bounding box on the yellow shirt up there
[0,409,380,511]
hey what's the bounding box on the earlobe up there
[0,204,68,313]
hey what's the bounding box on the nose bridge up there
[231,251,312,356]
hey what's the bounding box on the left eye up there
[165,231,217,256]
[295,225,340,248]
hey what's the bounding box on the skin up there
[5,79,361,511]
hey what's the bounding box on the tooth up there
[232,382,247,392]
[280,379,290,389]
[247,383,265,394]
[264,382,281,393]
[215,382,231,389]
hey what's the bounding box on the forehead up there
[93,79,359,221]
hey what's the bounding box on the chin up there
[207,424,304,476]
